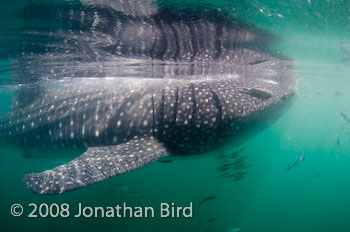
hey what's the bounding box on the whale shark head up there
[151,61,297,155]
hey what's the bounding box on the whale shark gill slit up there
[190,83,197,128]
[172,86,179,129]
[169,22,180,62]
[151,94,156,135]
[208,86,223,145]
[158,89,165,138]
[213,21,223,60]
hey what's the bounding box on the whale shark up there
[0,0,297,194]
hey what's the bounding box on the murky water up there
[1,1,350,232]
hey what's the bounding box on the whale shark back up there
[4,1,282,84]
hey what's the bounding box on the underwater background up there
[1,0,350,231]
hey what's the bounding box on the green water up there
[1,0,350,231]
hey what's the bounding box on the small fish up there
[198,196,217,207]
[287,154,306,172]
[340,109,350,123]
[313,172,321,178]
[220,171,247,179]
[200,218,216,225]
[336,134,340,146]
[227,228,241,232]
[217,147,246,159]
[333,90,342,97]
[231,175,245,181]
[217,160,244,170]
[110,183,129,191]
[121,186,129,191]
[217,149,250,182]
[219,172,232,178]
[217,157,250,171]
[340,41,350,55]
[343,57,350,64]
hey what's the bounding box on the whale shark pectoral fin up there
[23,137,169,194]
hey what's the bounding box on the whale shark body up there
[0,0,297,194]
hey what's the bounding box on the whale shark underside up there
[0,0,297,194]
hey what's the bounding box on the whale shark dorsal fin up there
[23,137,169,194]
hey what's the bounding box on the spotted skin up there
[0,1,297,194]
[1,70,296,194]
[23,137,167,194]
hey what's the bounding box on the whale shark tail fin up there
[23,137,169,194]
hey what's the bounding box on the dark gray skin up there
[10,2,280,83]
[0,67,296,194]
[0,1,297,194]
